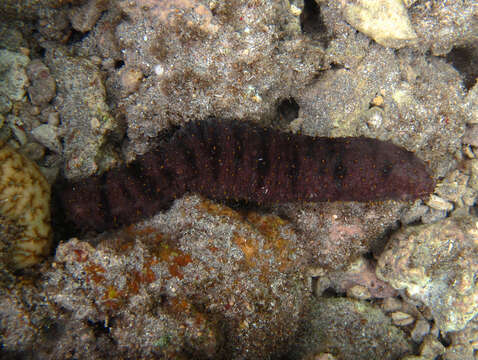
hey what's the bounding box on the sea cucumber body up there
[53,119,435,232]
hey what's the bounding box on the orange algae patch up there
[246,212,288,238]
[233,232,259,267]
[158,242,192,279]
[84,263,106,283]
[73,248,89,262]
[198,198,243,221]
[246,212,296,272]
[124,258,158,295]
[125,225,163,237]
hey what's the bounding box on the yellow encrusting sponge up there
[0,141,52,269]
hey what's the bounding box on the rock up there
[445,317,478,360]
[42,196,309,359]
[115,0,323,156]
[435,170,477,208]
[470,159,478,190]
[376,216,478,332]
[419,334,445,358]
[119,67,143,95]
[347,285,372,300]
[343,0,417,48]
[31,124,61,153]
[22,141,46,161]
[46,51,120,178]
[465,81,478,124]
[443,344,475,360]
[409,0,477,56]
[314,256,397,299]
[26,59,56,106]
[421,208,447,224]
[426,194,454,212]
[285,297,413,360]
[0,49,30,102]
[7,115,28,145]
[382,297,402,313]
[411,319,430,343]
[391,311,414,326]
[463,124,478,146]
[0,94,12,114]
[401,200,429,224]
[68,0,108,33]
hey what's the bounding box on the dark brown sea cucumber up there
[52,119,435,233]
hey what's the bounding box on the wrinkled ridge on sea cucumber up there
[53,119,435,233]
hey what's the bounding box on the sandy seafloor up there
[0,0,477,359]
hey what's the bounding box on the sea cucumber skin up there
[53,119,435,233]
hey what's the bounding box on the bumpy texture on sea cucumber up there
[53,119,435,233]
[0,142,52,268]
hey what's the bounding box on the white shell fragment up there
[343,0,418,48]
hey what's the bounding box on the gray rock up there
[286,297,413,360]
[31,124,61,152]
[463,124,478,147]
[46,49,121,178]
[0,49,29,102]
[377,215,478,332]
[68,0,108,33]
[411,319,430,343]
[26,59,56,106]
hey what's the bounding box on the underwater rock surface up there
[0,0,477,358]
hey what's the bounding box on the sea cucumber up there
[0,141,52,269]
[52,119,435,233]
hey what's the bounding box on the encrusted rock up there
[376,215,478,332]
[419,334,445,359]
[119,67,143,95]
[0,49,29,102]
[31,124,61,153]
[401,200,428,225]
[411,319,430,343]
[44,196,309,358]
[68,0,108,33]
[470,159,478,190]
[382,297,402,313]
[465,81,478,124]
[46,51,120,178]
[434,169,476,208]
[285,297,413,359]
[115,0,323,156]
[26,59,56,106]
[463,124,478,147]
[297,45,465,178]
[280,201,404,269]
[314,256,397,299]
